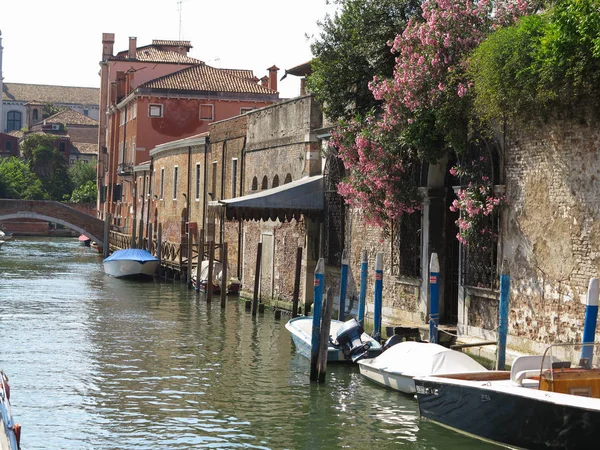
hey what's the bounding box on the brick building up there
[0,132,18,158]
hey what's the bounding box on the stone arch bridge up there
[0,200,105,247]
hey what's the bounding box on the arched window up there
[261,176,268,190]
[7,111,22,132]
[272,175,280,188]
[251,176,258,191]
[32,109,39,121]
[284,173,292,184]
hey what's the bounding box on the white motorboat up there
[0,241,5,250]
[415,342,600,449]
[191,260,241,294]
[103,248,159,279]
[358,341,486,394]
[0,230,12,241]
[285,316,382,363]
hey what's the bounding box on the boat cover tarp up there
[103,248,158,263]
[208,175,323,222]
[370,341,486,376]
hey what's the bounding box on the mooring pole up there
[186,231,193,287]
[496,262,511,370]
[429,253,440,344]
[157,223,163,278]
[103,213,111,258]
[581,278,599,366]
[131,218,137,248]
[318,287,334,383]
[358,250,368,327]
[138,219,144,249]
[220,243,228,308]
[206,240,215,303]
[310,258,325,381]
[195,230,203,291]
[252,242,263,316]
[338,249,349,321]
[148,223,153,254]
[373,252,384,341]
[292,246,303,318]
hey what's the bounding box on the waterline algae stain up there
[0,237,494,449]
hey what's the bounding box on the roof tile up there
[2,83,99,105]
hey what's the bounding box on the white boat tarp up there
[370,341,486,376]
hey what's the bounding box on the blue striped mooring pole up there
[581,278,599,366]
[496,263,510,370]
[310,258,325,381]
[357,250,368,327]
[429,253,440,344]
[338,249,349,321]
[373,252,383,342]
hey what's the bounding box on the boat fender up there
[13,423,21,448]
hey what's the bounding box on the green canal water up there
[0,237,495,449]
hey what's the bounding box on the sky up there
[1,0,338,99]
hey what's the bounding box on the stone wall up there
[502,111,600,348]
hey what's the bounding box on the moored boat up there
[78,234,91,246]
[358,341,486,394]
[0,371,21,450]
[285,316,382,363]
[103,248,159,279]
[0,230,12,241]
[191,261,241,294]
[415,343,600,449]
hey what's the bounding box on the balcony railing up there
[117,163,134,177]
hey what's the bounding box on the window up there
[261,176,268,190]
[149,104,163,118]
[200,104,214,120]
[284,173,292,184]
[59,142,66,152]
[231,158,238,198]
[160,168,165,199]
[146,175,150,197]
[211,162,218,200]
[7,111,21,131]
[251,176,258,191]
[5,141,12,151]
[83,109,89,117]
[70,159,76,164]
[132,104,137,119]
[173,166,179,200]
[195,163,201,200]
[32,109,39,121]
[272,174,279,188]
[240,107,254,114]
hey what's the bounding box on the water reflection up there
[0,237,494,449]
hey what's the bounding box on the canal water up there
[0,237,493,449]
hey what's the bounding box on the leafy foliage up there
[69,180,97,203]
[308,0,422,121]
[0,157,48,200]
[42,103,65,119]
[69,159,97,189]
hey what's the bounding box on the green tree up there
[42,102,65,119]
[21,134,72,200]
[0,157,48,200]
[69,159,97,189]
[307,0,422,121]
[69,180,97,203]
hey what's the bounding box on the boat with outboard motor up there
[415,342,600,449]
[103,248,159,279]
[285,316,382,363]
[358,341,487,394]
[0,371,21,450]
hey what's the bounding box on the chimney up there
[260,76,269,88]
[128,37,137,59]
[268,65,279,92]
[110,82,117,105]
[102,33,115,60]
[300,78,307,96]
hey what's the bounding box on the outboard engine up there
[334,318,372,362]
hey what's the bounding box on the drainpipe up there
[237,136,246,278]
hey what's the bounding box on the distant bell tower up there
[0,30,4,133]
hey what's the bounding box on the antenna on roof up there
[177,0,188,40]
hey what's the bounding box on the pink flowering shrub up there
[449,157,504,247]
[334,0,533,230]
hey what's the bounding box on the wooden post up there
[318,287,334,383]
[148,223,153,253]
[221,243,228,308]
[157,223,163,278]
[138,219,144,249]
[195,230,203,291]
[131,218,137,248]
[187,230,193,287]
[103,213,111,258]
[207,240,215,303]
[310,258,325,381]
[292,246,303,318]
[252,242,263,317]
